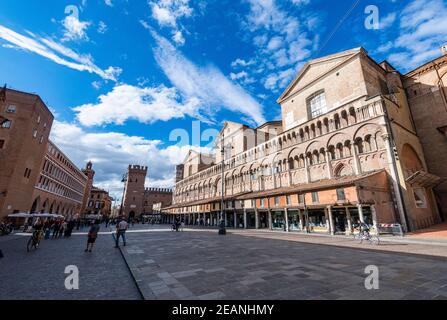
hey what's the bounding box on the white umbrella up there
[8,213,32,218]
[31,213,59,218]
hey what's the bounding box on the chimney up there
[442,45,447,56]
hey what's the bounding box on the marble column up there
[327,205,335,235]
[243,208,247,229]
[345,207,352,235]
[358,204,365,223]
[284,208,289,232]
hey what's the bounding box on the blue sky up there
[1,0,446,199]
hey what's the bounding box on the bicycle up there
[27,229,43,252]
[353,229,380,245]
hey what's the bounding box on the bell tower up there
[122,165,147,219]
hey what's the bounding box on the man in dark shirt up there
[85,220,100,253]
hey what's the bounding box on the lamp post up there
[119,172,127,218]
[219,134,227,235]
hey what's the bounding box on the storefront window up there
[287,211,301,231]
[271,211,285,230]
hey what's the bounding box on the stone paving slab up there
[119,227,447,300]
[0,233,141,300]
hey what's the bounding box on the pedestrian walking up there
[115,218,128,248]
[180,220,185,232]
[85,220,100,252]
[52,221,60,239]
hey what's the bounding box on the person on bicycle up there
[357,219,370,236]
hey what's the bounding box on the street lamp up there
[218,133,233,235]
[119,172,127,217]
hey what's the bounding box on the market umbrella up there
[7,213,32,218]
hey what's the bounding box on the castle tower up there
[80,161,95,216]
[122,165,147,219]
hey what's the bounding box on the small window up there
[0,139,4,149]
[1,120,12,128]
[260,199,265,208]
[286,195,291,205]
[251,199,255,207]
[6,105,16,113]
[336,188,346,201]
[311,192,319,203]
[37,115,41,123]
[298,194,305,204]
[274,197,280,206]
[39,135,44,144]
[33,129,38,138]
[413,188,426,208]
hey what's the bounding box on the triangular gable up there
[277,47,364,103]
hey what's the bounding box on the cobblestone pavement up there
[0,231,141,300]
[120,227,447,300]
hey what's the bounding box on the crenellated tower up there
[122,165,148,218]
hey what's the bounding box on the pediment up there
[277,48,364,103]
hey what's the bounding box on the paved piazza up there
[1,225,447,300]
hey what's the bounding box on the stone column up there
[358,204,365,223]
[284,208,289,232]
[382,133,408,232]
[255,207,259,229]
[224,211,227,227]
[268,209,272,230]
[327,205,335,235]
[371,204,378,230]
[345,207,352,235]
[325,150,333,179]
[352,143,362,175]
[233,210,237,228]
[304,156,310,183]
[243,208,247,229]
[298,209,304,231]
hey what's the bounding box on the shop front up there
[271,210,286,230]
[287,210,302,232]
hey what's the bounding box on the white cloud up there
[231,58,255,68]
[148,0,193,45]
[172,30,185,45]
[384,0,447,70]
[97,21,108,34]
[50,121,210,199]
[152,32,266,125]
[241,0,317,91]
[73,84,200,127]
[62,15,91,42]
[380,12,396,29]
[104,0,113,7]
[0,24,121,81]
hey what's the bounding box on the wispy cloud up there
[61,15,91,42]
[151,31,266,125]
[235,0,318,92]
[384,0,447,70]
[149,0,193,45]
[0,24,121,81]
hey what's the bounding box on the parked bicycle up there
[0,222,13,236]
[353,229,380,245]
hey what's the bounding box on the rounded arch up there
[305,140,325,154]
[353,123,382,140]
[30,196,40,213]
[333,162,354,177]
[327,132,350,149]
[401,143,424,177]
